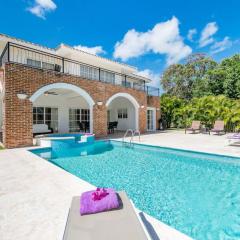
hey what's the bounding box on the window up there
[69,108,90,132]
[33,107,58,132]
[100,70,115,84]
[133,82,144,91]
[27,59,41,68]
[33,107,44,124]
[80,65,99,81]
[121,81,131,88]
[118,108,128,119]
[27,59,55,70]
[42,62,55,70]
[147,109,154,131]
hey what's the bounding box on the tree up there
[161,53,217,99]
[161,64,192,99]
[160,94,184,128]
[221,54,240,99]
[207,68,225,96]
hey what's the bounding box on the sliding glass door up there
[33,107,58,132]
[147,108,156,131]
[69,108,90,132]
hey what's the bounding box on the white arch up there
[106,92,140,131]
[29,83,95,106]
[106,92,140,108]
[29,83,95,133]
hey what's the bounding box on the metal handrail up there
[132,129,141,143]
[123,129,141,147]
[122,129,134,144]
[0,42,160,96]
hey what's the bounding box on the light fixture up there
[17,92,28,100]
[140,105,145,109]
[156,108,160,111]
[97,101,103,106]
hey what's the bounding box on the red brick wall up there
[2,63,160,148]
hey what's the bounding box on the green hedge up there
[160,95,240,132]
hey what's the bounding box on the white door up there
[147,108,156,131]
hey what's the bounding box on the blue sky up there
[1,0,240,87]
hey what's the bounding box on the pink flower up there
[92,188,109,201]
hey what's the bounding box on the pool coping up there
[111,138,240,159]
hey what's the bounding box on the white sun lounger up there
[63,191,148,240]
[227,133,240,145]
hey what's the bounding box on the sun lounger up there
[210,120,225,135]
[63,191,148,240]
[185,121,201,134]
[227,133,240,145]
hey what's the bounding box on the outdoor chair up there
[63,191,148,240]
[112,121,118,132]
[185,121,201,134]
[210,120,225,135]
[227,133,240,145]
[108,121,118,134]
[77,122,85,132]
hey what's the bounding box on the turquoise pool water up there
[31,141,240,240]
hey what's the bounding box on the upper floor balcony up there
[0,42,160,97]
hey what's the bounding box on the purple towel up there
[80,188,119,215]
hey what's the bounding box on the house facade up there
[0,34,160,148]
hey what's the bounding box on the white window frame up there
[33,106,58,131]
[118,108,128,119]
[147,107,156,131]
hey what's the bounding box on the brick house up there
[0,34,160,148]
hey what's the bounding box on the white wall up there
[33,94,89,133]
[108,97,135,131]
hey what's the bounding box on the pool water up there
[31,141,240,240]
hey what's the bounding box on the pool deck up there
[120,130,240,157]
[1,130,239,240]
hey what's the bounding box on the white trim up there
[106,92,139,131]
[29,83,95,133]
[147,107,156,131]
[29,83,95,106]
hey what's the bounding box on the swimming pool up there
[31,140,240,240]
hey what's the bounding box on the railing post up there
[146,86,149,96]
[7,42,10,62]
[62,57,64,73]
[124,75,127,87]
[143,80,146,92]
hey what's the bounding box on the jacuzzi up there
[36,133,95,147]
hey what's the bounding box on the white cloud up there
[137,69,160,88]
[28,0,57,19]
[187,28,197,41]
[113,17,192,65]
[199,22,218,47]
[210,37,232,54]
[74,45,106,55]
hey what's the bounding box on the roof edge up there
[56,43,137,71]
[0,33,55,52]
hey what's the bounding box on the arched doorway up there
[29,83,95,133]
[106,93,140,132]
